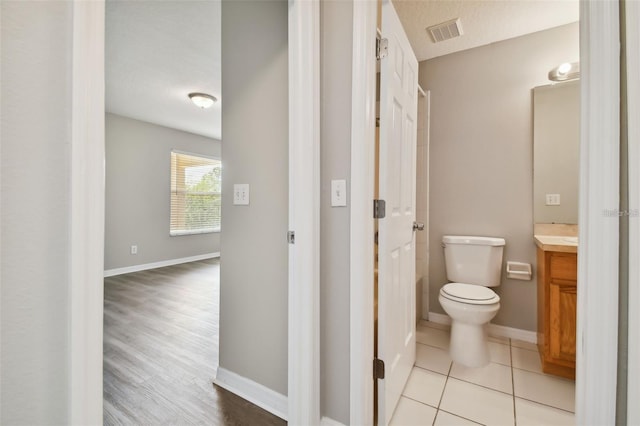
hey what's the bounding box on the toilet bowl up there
[440,235,505,368]
[439,283,500,367]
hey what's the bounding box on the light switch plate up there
[233,184,250,205]
[331,179,347,207]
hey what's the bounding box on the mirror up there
[533,80,580,224]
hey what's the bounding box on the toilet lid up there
[440,283,500,305]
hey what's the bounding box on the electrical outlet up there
[545,194,561,206]
[130,245,138,255]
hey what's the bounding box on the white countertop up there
[534,235,578,253]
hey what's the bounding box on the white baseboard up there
[104,252,220,277]
[426,312,452,326]
[321,416,347,426]
[213,367,288,421]
[488,322,537,343]
[427,312,537,344]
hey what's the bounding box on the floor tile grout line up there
[488,359,513,368]
[398,394,439,411]
[420,322,450,330]
[445,376,514,397]
[417,357,512,376]
[510,339,518,426]
[511,364,575,381]
[510,345,541,354]
[432,361,454,426]
[513,395,576,414]
[416,341,449,351]
[413,364,449,377]
[436,408,485,425]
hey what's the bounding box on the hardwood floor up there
[103,258,285,425]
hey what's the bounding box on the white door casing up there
[349,1,622,424]
[576,1,620,424]
[626,1,640,423]
[287,0,321,424]
[377,1,419,424]
[70,1,105,423]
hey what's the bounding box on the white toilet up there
[438,235,505,368]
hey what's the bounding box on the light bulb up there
[557,63,572,75]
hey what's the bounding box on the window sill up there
[170,228,220,237]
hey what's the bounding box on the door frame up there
[69,0,105,423]
[625,1,640,422]
[349,2,622,424]
[69,0,322,423]
[576,1,620,424]
[288,0,321,424]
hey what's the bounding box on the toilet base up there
[438,293,499,368]
[450,322,490,368]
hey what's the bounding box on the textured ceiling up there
[393,0,580,62]
[105,1,578,140]
[106,0,221,140]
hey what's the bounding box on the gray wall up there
[104,113,220,270]
[219,0,289,395]
[320,1,352,423]
[422,23,579,331]
[1,1,72,423]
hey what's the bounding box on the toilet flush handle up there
[413,222,425,232]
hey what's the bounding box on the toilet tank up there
[443,235,505,287]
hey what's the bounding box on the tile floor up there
[390,321,575,426]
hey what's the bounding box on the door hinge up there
[374,358,385,380]
[373,199,386,219]
[376,37,388,60]
[287,231,295,244]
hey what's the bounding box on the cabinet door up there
[549,279,577,363]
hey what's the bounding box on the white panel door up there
[377,0,418,424]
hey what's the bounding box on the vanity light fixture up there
[548,62,580,82]
[188,92,217,109]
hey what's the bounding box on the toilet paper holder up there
[506,261,532,281]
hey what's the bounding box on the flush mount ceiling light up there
[548,62,580,82]
[188,92,217,109]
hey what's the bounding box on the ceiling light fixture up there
[548,62,580,82]
[188,92,217,109]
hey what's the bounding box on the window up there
[170,151,221,236]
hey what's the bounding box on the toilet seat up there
[440,283,500,305]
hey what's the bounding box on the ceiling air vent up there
[426,18,463,43]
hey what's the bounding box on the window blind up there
[170,151,221,236]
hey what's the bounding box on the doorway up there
[352,1,615,424]
[102,1,224,422]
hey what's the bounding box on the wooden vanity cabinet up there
[537,248,577,379]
